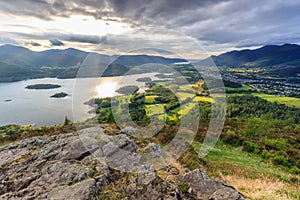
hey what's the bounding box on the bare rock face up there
[179,169,246,200]
[0,127,247,200]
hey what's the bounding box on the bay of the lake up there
[0,73,160,126]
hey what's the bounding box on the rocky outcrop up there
[179,169,246,200]
[0,127,247,199]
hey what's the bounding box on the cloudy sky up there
[0,0,300,58]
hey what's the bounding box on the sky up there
[0,0,300,58]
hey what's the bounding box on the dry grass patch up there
[221,174,300,200]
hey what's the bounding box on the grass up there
[202,143,288,179]
[226,93,246,97]
[226,93,300,108]
[144,88,213,121]
[253,93,300,108]
[177,102,196,115]
[226,84,253,92]
[177,92,195,100]
[167,113,178,121]
[91,83,299,199]
[146,104,165,115]
[145,95,158,104]
[193,96,213,103]
[190,142,300,200]
[145,104,166,121]
[179,84,196,93]
[222,175,300,200]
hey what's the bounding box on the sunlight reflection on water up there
[95,81,118,98]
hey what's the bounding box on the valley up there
[0,44,299,200]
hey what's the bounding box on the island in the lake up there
[25,84,61,90]
[136,77,152,82]
[116,85,139,95]
[50,92,69,98]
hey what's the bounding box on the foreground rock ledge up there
[0,127,247,200]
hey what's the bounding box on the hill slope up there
[0,45,186,81]
[211,43,300,68]
[0,45,185,69]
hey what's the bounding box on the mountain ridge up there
[0,44,186,68]
[1,43,300,82]
[0,44,186,82]
[211,43,300,68]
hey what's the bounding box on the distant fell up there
[211,43,300,68]
[0,45,185,68]
[0,45,186,82]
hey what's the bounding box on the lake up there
[0,73,161,126]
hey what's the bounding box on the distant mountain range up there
[0,44,185,82]
[0,44,185,68]
[0,43,300,82]
[211,43,300,68]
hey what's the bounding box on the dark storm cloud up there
[49,39,64,46]
[0,0,225,22]
[1,0,300,51]
[179,0,300,48]
[0,0,111,21]
[65,34,107,44]
[105,0,228,25]
[0,0,65,20]
[29,41,42,46]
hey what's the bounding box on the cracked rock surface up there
[0,127,247,199]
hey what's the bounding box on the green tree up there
[63,116,72,126]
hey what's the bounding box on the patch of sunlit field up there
[145,104,166,121]
[177,103,196,115]
[225,84,254,92]
[145,95,158,104]
[193,96,213,103]
[178,84,196,92]
[254,94,300,108]
[177,92,195,100]
[167,113,178,122]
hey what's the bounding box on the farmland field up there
[253,94,300,108]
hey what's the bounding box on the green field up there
[178,84,196,93]
[253,94,300,108]
[225,84,254,92]
[177,103,193,115]
[177,92,195,100]
[145,104,165,119]
[145,95,158,104]
[194,96,213,103]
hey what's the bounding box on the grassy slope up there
[253,93,300,108]
[183,142,300,200]
[142,83,300,199]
